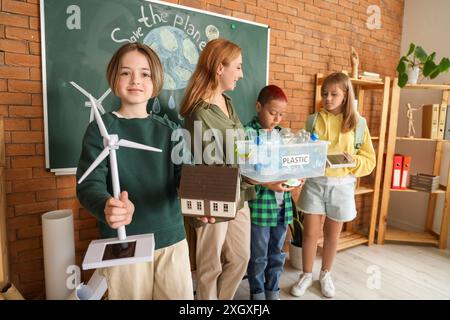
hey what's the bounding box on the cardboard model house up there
[179,165,240,220]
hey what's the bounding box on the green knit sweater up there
[76,112,185,249]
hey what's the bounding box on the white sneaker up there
[319,270,335,298]
[290,273,313,297]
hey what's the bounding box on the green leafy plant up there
[289,200,304,247]
[397,43,450,87]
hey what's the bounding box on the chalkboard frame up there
[40,0,270,174]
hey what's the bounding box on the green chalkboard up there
[41,0,269,172]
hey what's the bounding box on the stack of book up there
[409,173,440,192]
[358,71,382,82]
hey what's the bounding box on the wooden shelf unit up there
[377,81,450,249]
[0,117,8,286]
[314,73,391,251]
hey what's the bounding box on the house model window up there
[223,204,229,212]
[213,203,218,212]
[197,202,202,210]
[187,201,192,210]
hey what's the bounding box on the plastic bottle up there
[280,128,293,144]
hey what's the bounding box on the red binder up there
[400,155,411,190]
[391,154,403,189]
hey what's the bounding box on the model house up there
[179,165,240,220]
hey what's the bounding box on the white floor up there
[234,243,450,300]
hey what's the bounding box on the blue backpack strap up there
[354,115,366,153]
[305,113,318,134]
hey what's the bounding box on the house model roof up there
[179,165,240,202]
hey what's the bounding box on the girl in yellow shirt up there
[290,72,376,298]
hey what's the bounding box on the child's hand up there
[243,176,260,185]
[263,181,295,192]
[104,191,135,229]
[197,216,216,224]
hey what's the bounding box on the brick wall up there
[0,0,404,299]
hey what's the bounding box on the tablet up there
[326,154,356,168]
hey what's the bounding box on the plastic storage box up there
[236,132,329,183]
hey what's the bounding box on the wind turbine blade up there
[118,139,162,153]
[98,88,111,103]
[89,108,94,123]
[89,94,109,138]
[78,148,110,183]
[97,102,106,114]
[70,81,92,99]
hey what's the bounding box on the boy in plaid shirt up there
[245,85,303,300]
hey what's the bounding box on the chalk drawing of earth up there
[143,26,198,91]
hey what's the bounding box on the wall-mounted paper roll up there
[42,209,75,300]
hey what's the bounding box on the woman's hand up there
[197,216,216,224]
[104,191,135,229]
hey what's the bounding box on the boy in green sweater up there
[76,42,193,300]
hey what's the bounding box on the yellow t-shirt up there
[313,110,376,178]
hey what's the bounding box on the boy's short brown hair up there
[106,42,164,97]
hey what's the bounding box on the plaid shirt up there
[244,117,293,227]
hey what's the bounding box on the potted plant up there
[288,200,304,270]
[397,43,450,87]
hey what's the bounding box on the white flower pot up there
[289,242,302,270]
[408,66,420,84]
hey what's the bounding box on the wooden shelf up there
[384,227,439,245]
[317,77,385,89]
[396,136,450,142]
[403,83,450,90]
[355,185,374,195]
[318,231,369,252]
[390,185,446,194]
[371,136,379,140]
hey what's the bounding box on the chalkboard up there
[41,0,269,173]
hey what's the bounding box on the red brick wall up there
[1,0,404,299]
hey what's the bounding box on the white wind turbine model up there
[78,94,161,270]
[70,81,110,122]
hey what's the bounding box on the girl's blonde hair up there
[321,72,357,133]
[180,39,242,117]
[106,42,164,97]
